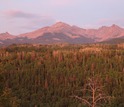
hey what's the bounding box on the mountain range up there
[0,22,124,46]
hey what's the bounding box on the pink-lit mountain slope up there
[19,22,86,39]
[0,32,15,40]
[19,22,124,41]
[0,22,124,45]
[85,24,124,41]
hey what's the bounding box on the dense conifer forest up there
[0,44,124,107]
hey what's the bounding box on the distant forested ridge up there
[0,44,124,107]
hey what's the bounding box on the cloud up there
[1,10,56,34]
[4,10,38,19]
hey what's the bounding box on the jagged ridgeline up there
[0,23,124,46]
[0,44,124,107]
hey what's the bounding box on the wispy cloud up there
[1,10,56,34]
[4,10,38,19]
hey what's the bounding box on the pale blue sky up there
[0,0,124,34]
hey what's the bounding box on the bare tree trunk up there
[72,69,111,107]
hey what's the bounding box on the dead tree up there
[72,71,111,107]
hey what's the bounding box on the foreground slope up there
[0,44,124,107]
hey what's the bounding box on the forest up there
[0,43,124,107]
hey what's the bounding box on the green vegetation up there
[0,44,124,107]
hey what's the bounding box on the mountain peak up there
[99,24,121,30]
[111,24,120,28]
[52,22,70,28]
[0,32,10,36]
[5,32,9,34]
[98,26,108,30]
[0,32,15,40]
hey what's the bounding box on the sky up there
[0,0,124,35]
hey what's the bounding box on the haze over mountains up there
[0,22,124,46]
